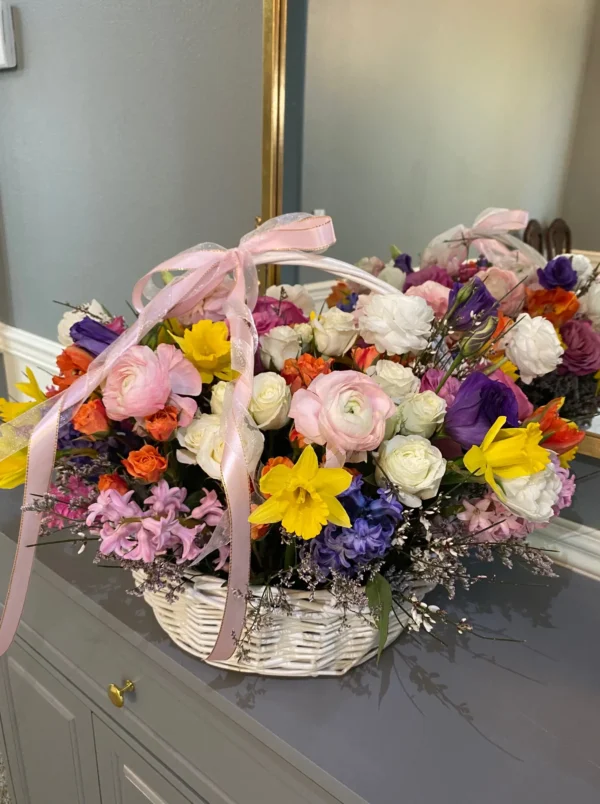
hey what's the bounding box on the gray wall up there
[0,0,263,339]
[562,1,600,248]
[298,0,595,282]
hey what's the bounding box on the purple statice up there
[537,256,577,292]
[447,276,497,330]
[337,291,359,312]
[70,316,120,357]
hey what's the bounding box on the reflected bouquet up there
[0,213,582,676]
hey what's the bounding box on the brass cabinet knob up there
[108,680,135,708]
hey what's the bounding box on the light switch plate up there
[0,2,16,70]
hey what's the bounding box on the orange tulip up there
[281,353,332,394]
[52,346,93,392]
[524,398,585,455]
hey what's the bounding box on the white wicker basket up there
[133,570,431,677]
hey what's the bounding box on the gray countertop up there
[1,488,600,804]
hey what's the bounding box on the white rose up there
[396,391,447,439]
[210,381,230,415]
[57,299,110,346]
[259,325,301,371]
[580,281,600,331]
[265,284,315,315]
[500,464,562,523]
[379,263,406,290]
[249,372,291,430]
[177,412,264,479]
[366,360,420,402]
[177,414,224,479]
[566,254,594,288]
[311,307,358,356]
[293,322,313,346]
[376,434,446,508]
[356,293,434,356]
[502,313,564,384]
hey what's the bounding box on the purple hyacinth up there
[447,276,497,330]
[70,316,120,357]
[537,256,577,292]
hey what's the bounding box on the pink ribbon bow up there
[421,208,546,276]
[0,214,336,661]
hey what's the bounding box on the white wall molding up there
[305,280,334,307]
[0,322,61,398]
[528,517,600,582]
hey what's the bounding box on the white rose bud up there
[265,284,315,315]
[501,464,562,523]
[57,299,110,346]
[356,293,433,356]
[396,391,447,439]
[293,322,314,346]
[376,434,446,508]
[249,372,291,431]
[502,313,564,384]
[259,325,301,371]
[379,263,406,290]
[176,412,264,479]
[210,381,230,415]
[311,307,358,357]
[366,360,420,402]
[566,254,594,288]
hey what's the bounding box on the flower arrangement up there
[0,213,584,674]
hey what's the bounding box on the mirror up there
[280,0,600,455]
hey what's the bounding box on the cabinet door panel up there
[94,716,207,804]
[0,644,101,804]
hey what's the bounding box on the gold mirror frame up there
[260,0,600,460]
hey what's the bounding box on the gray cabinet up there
[94,718,206,804]
[0,643,101,804]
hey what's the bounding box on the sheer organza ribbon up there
[0,213,340,660]
[421,207,546,276]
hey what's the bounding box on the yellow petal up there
[248,495,286,525]
[259,464,292,496]
[292,445,319,484]
[282,493,328,540]
[313,467,353,497]
[486,467,503,498]
[464,445,485,477]
[322,495,351,528]
[0,449,27,489]
[15,368,46,403]
[481,416,506,451]
[0,399,38,423]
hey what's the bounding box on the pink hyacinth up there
[550,456,576,516]
[191,488,225,527]
[144,480,189,517]
[458,494,535,542]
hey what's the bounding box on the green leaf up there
[366,573,393,662]
[389,244,402,260]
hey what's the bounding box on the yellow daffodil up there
[0,449,27,489]
[248,445,352,540]
[464,416,550,498]
[497,358,519,381]
[172,320,233,384]
[0,367,47,422]
[559,445,579,469]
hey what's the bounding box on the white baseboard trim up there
[0,323,61,399]
[528,517,600,581]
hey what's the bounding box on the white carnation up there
[580,281,600,331]
[57,299,110,346]
[265,284,314,315]
[356,293,434,356]
[501,464,562,523]
[259,325,301,371]
[502,313,563,384]
[566,254,594,288]
[311,307,357,356]
[366,360,419,402]
[396,391,447,439]
[210,381,230,415]
[375,434,446,508]
[249,372,291,431]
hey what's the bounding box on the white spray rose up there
[376,434,446,508]
[379,263,406,290]
[356,293,434,356]
[259,325,301,371]
[57,299,110,346]
[366,360,420,402]
[311,307,358,356]
[566,254,594,288]
[210,381,230,415]
[396,391,447,439]
[580,281,600,331]
[500,464,562,523]
[293,322,314,346]
[265,284,315,315]
[249,372,291,431]
[176,412,264,479]
[502,313,563,384]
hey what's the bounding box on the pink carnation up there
[289,370,395,465]
[406,281,450,319]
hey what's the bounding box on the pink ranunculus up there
[252,296,308,335]
[419,368,461,406]
[406,281,450,319]
[490,369,533,422]
[478,266,525,316]
[289,370,396,465]
[103,343,202,421]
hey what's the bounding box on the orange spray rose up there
[98,473,129,494]
[122,445,168,483]
[144,405,179,442]
[72,399,109,436]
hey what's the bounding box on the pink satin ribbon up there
[0,214,336,660]
[421,208,546,275]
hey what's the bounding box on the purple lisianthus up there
[558,319,600,376]
[420,368,461,406]
[394,253,413,274]
[252,296,308,335]
[445,371,519,449]
[404,264,454,290]
[447,277,497,330]
[537,256,577,292]
[70,316,119,357]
